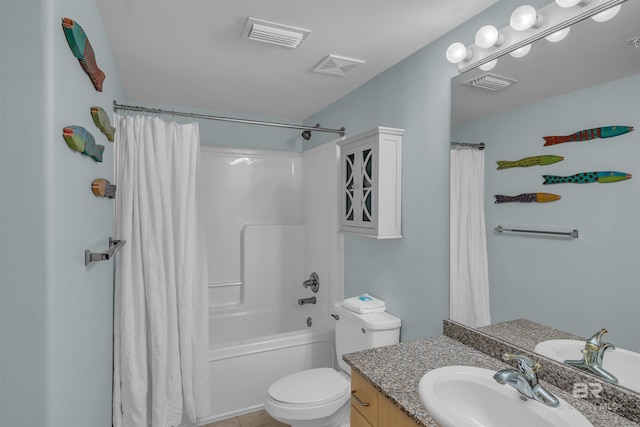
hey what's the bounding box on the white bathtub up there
[204,308,334,424]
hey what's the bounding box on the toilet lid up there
[268,368,349,405]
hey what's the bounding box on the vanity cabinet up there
[338,127,403,239]
[351,371,418,427]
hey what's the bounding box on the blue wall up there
[453,74,640,352]
[0,1,50,425]
[1,0,125,425]
[303,0,550,341]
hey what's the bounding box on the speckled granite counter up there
[343,335,639,427]
[477,318,585,351]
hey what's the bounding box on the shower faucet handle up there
[302,272,320,293]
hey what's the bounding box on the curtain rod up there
[451,141,485,150]
[113,101,345,137]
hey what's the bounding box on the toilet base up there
[268,400,350,427]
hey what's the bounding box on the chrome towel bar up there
[495,226,578,238]
[85,237,126,265]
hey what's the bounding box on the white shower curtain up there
[449,147,491,328]
[113,114,210,427]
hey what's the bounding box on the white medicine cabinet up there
[338,127,403,239]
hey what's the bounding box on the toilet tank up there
[332,302,401,374]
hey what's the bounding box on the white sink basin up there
[418,365,592,427]
[534,339,640,392]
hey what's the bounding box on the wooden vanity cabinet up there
[350,371,419,427]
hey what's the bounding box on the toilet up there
[264,301,401,427]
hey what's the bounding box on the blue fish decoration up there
[543,171,632,185]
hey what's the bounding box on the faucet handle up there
[502,353,540,374]
[586,328,608,348]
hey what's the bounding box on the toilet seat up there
[266,368,350,421]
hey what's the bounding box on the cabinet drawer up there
[350,404,374,427]
[379,393,420,427]
[350,371,378,425]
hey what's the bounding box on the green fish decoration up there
[542,171,632,185]
[91,106,115,142]
[62,126,105,162]
[497,155,564,170]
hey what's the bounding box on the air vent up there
[313,55,365,77]
[462,73,518,91]
[242,17,310,48]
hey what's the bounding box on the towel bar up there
[495,226,578,238]
[85,237,126,265]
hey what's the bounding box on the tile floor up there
[202,409,290,427]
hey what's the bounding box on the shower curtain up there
[449,147,491,328]
[113,114,210,427]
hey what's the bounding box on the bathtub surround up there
[449,146,491,328]
[113,114,210,426]
[200,142,343,423]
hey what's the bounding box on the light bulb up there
[479,59,498,71]
[592,4,621,22]
[545,27,571,42]
[555,0,591,7]
[510,5,544,31]
[446,42,472,64]
[475,25,505,49]
[509,44,532,58]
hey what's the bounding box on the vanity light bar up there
[449,0,628,73]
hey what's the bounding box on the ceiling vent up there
[313,55,365,77]
[242,17,310,48]
[462,73,518,91]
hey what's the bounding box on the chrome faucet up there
[493,353,559,407]
[298,297,316,306]
[564,328,618,384]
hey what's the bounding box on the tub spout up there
[298,297,316,306]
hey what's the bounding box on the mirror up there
[451,0,640,395]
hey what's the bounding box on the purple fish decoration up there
[495,193,561,204]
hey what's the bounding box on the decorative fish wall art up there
[91,178,116,198]
[62,126,105,162]
[495,193,561,203]
[543,126,634,146]
[91,106,115,142]
[496,155,564,170]
[61,18,105,92]
[542,171,632,185]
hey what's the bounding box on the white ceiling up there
[97,0,497,121]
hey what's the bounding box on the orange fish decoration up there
[543,126,633,146]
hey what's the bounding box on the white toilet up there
[264,301,401,427]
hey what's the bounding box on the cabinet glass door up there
[344,152,356,222]
[361,148,373,224]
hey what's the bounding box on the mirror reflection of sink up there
[534,339,640,393]
[418,365,593,427]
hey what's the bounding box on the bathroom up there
[2,0,640,426]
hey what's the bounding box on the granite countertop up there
[478,318,585,351]
[343,335,639,427]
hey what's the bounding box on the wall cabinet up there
[338,127,403,238]
[350,371,418,427]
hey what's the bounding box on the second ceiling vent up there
[313,55,365,77]
[242,17,311,48]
